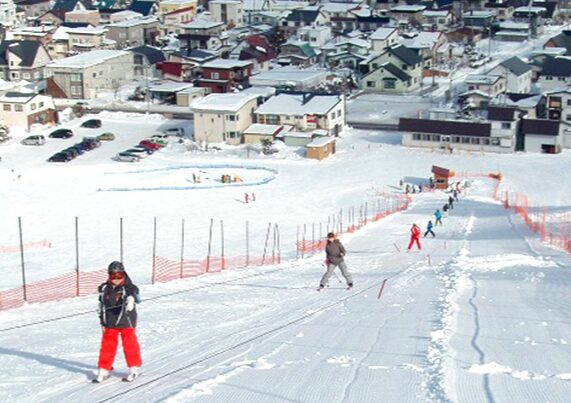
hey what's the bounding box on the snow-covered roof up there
[321,3,358,13]
[370,27,397,41]
[52,26,71,41]
[463,10,495,18]
[191,93,258,112]
[532,47,567,56]
[244,124,283,135]
[47,50,130,69]
[149,81,194,93]
[499,21,529,30]
[67,26,107,35]
[390,5,425,12]
[465,75,502,85]
[400,32,441,49]
[250,66,328,86]
[107,16,159,28]
[514,6,546,14]
[0,92,36,103]
[423,10,449,17]
[177,19,224,29]
[202,59,253,69]
[240,86,276,97]
[495,31,529,38]
[161,0,197,4]
[307,136,335,147]
[209,0,241,4]
[284,131,312,138]
[336,38,370,48]
[255,94,342,116]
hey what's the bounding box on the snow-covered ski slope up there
[1,175,570,403]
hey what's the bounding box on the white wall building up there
[209,0,244,27]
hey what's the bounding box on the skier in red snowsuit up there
[407,224,422,251]
[94,261,142,383]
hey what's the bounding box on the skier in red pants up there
[407,223,422,251]
[94,261,142,383]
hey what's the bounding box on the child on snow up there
[94,261,142,383]
[318,233,353,290]
[407,224,422,251]
[424,221,435,238]
[434,209,443,226]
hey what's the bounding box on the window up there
[383,79,396,89]
[295,115,303,119]
[471,137,480,144]
[39,102,44,107]
[482,138,490,145]
[227,131,240,139]
[412,133,421,140]
[337,110,342,118]
[3,104,11,111]
[15,105,23,112]
[462,137,470,143]
[567,99,571,106]
[372,63,378,69]
[431,135,440,141]
[227,115,236,121]
[421,134,431,141]
[71,73,81,82]
[30,103,36,111]
[451,136,460,143]
[93,73,97,78]
[23,73,31,79]
[366,81,376,88]
[566,114,571,122]
[71,86,82,96]
[491,138,500,146]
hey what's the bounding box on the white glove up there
[126,296,135,312]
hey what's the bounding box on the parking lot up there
[0,114,194,168]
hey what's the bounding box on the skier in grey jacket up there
[318,233,353,290]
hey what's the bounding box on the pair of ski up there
[91,373,140,383]
[317,285,353,291]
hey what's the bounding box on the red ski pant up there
[407,236,422,250]
[97,327,142,371]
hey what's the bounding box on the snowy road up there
[1,177,570,402]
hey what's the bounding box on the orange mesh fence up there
[0,239,51,254]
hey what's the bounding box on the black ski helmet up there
[108,261,125,274]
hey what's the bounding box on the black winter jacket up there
[98,281,139,329]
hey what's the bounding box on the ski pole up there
[332,270,342,283]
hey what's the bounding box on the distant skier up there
[453,190,458,202]
[443,203,449,217]
[434,209,443,226]
[407,224,422,251]
[94,262,142,383]
[424,220,435,238]
[448,195,454,209]
[244,192,249,203]
[318,233,353,290]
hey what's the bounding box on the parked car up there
[149,136,169,146]
[139,140,161,151]
[164,127,185,137]
[62,148,80,158]
[81,137,101,149]
[21,135,46,146]
[115,152,140,162]
[67,144,85,155]
[48,152,73,162]
[80,119,102,128]
[97,132,115,141]
[124,148,150,158]
[49,129,73,139]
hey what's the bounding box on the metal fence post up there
[151,217,157,284]
[180,218,185,279]
[206,218,213,272]
[220,220,225,270]
[246,220,250,267]
[18,217,27,302]
[75,216,80,296]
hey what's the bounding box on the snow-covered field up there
[1,110,571,402]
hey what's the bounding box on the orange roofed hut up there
[431,165,455,190]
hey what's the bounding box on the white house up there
[191,93,259,144]
[209,0,244,27]
[298,25,332,49]
[255,93,345,135]
[370,27,399,53]
[522,118,562,153]
[0,92,57,129]
[545,87,571,148]
[489,56,532,94]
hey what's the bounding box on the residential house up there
[177,32,228,56]
[464,74,506,97]
[245,10,283,26]
[522,118,561,153]
[68,26,114,53]
[543,30,571,56]
[37,0,89,26]
[242,123,289,144]
[9,26,54,46]
[249,66,328,90]
[483,1,514,22]
[47,26,71,59]
[360,44,423,94]
[0,0,17,26]
[15,0,51,20]
[197,58,253,93]
[209,0,244,27]
[129,0,159,17]
[399,31,448,69]
[175,86,208,106]
[191,92,259,144]
[128,45,165,77]
[488,56,532,94]
[494,21,530,42]
[279,7,329,37]
[399,114,518,153]
[370,27,399,53]
[163,6,195,25]
[0,40,51,81]
[298,25,332,49]
[389,4,426,28]
[109,10,144,24]
[0,92,57,129]
[105,16,160,48]
[159,0,197,18]
[512,6,546,37]
[278,40,318,67]
[490,92,543,119]
[65,9,99,25]
[422,9,451,31]
[537,57,571,92]
[235,35,277,72]
[321,2,361,33]
[168,19,225,36]
[462,10,495,31]
[545,87,571,148]
[356,14,391,32]
[46,49,134,98]
[255,93,345,135]
[324,37,370,69]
